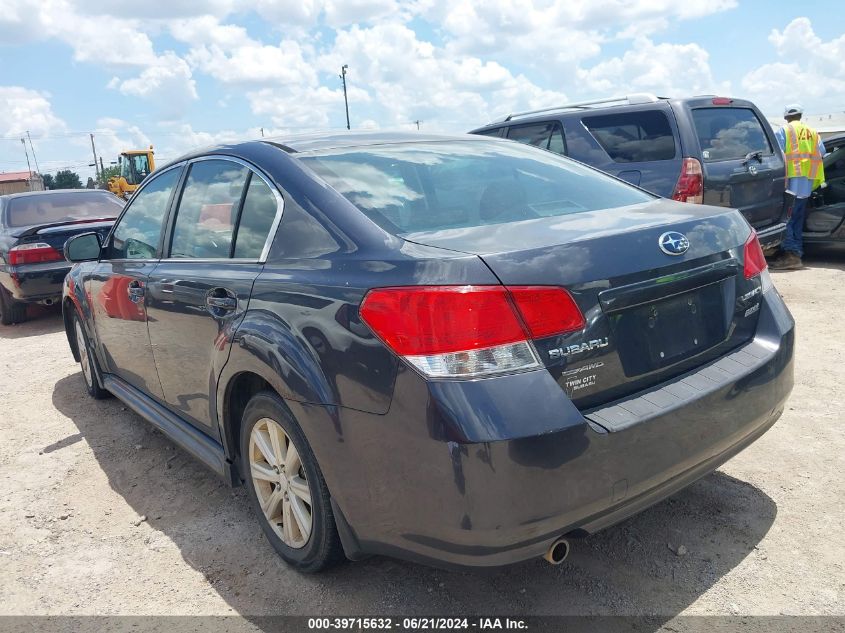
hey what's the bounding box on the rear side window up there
[582,110,676,162]
[299,140,653,234]
[507,122,566,155]
[233,176,278,259]
[110,167,181,259]
[692,107,773,161]
[6,192,123,228]
[169,160,248,259]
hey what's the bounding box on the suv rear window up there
[298,140,653,234]
[582,110,676,163]
[692,107,773,161]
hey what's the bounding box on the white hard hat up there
[784,103,804,117]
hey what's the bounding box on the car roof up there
[0,188,116,201]
[824,133,845,147]
[166,131,492,167]
[471,95,759,131]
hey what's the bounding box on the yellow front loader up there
[107,146,155,200]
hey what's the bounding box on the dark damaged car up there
[0,189,123,324]
[62,133,794,572]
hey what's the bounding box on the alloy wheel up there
[248,417,313,548]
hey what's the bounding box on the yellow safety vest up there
[785,121,825,190]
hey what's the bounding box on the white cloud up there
[322,0,401,27]
[0,86,65,137]
[741,18,845,114]
[577,37,729,98]
[110,53,198,120]
[317,23,567,130]
[187,39,317,86]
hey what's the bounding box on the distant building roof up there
[768,112,845,138]
[0,171,38,183]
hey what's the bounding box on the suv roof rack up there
[490,93,666,124]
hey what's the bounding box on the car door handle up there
[127,280,145,303]
[206,296,237,309]
[206,288,238,312]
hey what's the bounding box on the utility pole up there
[340,64,350,130]
[260,127,265,138]
[413,120,422,130]
[100,157,106,179]
[25,131,40,174]
[89,133,100,181]
[20,139,33,190]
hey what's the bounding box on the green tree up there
[54,170,82,189]
[40,173,55,190]
[100,165,120,182]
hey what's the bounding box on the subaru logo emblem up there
[658,231,690,256]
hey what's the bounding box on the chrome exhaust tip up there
[543,537,570,565]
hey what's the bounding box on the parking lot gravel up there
[0,256,843,621]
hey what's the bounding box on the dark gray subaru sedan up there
[62,133,794,572]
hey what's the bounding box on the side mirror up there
[65,232,102,262]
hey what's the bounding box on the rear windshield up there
[6,192,124,227]
[298,140,653,234]
[582,110,676,163]
[692,107,773,162]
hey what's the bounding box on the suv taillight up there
[672,157,703,204]
[743,231,767,279]
[8,243,64,265]
[360,285,585,378]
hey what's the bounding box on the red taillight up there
[672,157,703,204]
[508,286,586,338]
[360,285,585,378]
[8,243,64,265]
[743,231,767,279]
[712,97,733,105]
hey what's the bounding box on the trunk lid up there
[11,219,115,257]
[403,199,764,409]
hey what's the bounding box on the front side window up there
[109,167,181,259]
[169,160,248,259]
[299,140,653,234]
[582,110,676,162]
[692,107,773,161]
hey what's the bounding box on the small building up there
[0,171,45,195]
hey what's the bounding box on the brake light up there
[712,97,733,105]
[360,285,584,378]
[743,231,767,279]
[8,243,64,265]
[672,157,703,204]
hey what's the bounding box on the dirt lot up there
[1,256,843,622]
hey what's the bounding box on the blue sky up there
[1,0,842,179]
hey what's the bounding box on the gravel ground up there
[0,255,843,621]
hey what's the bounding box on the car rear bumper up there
[0,262,71,302]
[310,288,794,569]
[756,222,786,249]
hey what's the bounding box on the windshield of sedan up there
[5,192,124,227]
[298,140,654,235]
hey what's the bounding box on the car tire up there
[0,286,27,325]
[240,391,344,573]
[72,312,109,399]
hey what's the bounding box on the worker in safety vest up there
[770,104,826,270]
